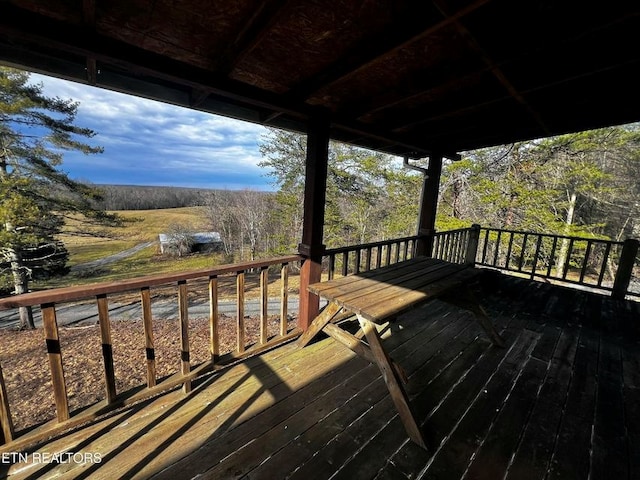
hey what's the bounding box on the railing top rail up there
[324,235,419,255]
[479,226,623,245]
[0,254,302,310]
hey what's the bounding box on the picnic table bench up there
[297,257,505,449]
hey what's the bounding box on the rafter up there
[215,0,291,75]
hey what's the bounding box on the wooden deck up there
[2,270,639,479]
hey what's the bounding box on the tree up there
[0,67,120,329]
[258,128,422,250]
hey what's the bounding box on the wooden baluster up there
[97,295,117,403]
[342,252,348,276]
[531,235,543,279]
[492,230,502,266]
[547,236,558,277]
[328,254,335,280]
[579,240,593,283]
[385,243,392,266]
[41,303,69,422]
[355,249,361,274]
[260,267,269,345]
[140,287,156,387]
[209,276,219,362]
[518,233,528,271]
[178,281,191,393]
[562,238,574,279]
[376,245,383,267]
[403,240,409,261]
[394,242,400,263]
[365,247,372,271]
[505,232,515,269]
[236,271,245,352]
[597,242,612,286]
[480,228,490,264]
[0,362,14,444]
[280,263,289,336]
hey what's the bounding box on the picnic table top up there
[308,257,481,323]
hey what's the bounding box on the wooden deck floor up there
[3,271,639,479]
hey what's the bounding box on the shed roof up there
[1,1,639,158]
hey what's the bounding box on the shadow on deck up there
[3,271,639,479]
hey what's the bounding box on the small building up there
[158,231,222,255]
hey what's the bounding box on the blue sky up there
[30,73,274,190]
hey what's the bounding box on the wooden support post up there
[416,154,443,257]
[612,238,639,299]
[298,114,330,330]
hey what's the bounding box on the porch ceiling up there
[1,1,639,158]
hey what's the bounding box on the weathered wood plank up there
[590,338,627,480]
[546,327,600,480]
[422,328,539,480]
[463,355,548,480]
[505,324,580,480]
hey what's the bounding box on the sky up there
[29,73,274,190]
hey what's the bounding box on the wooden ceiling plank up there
[284,0,491,102]
[431,0,551,136]
[215,0,291,75]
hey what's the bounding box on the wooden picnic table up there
[297,257,505,449]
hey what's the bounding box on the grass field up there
[36,207,230,289]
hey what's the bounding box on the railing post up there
[465,224,481,265]
[612,238,639,299]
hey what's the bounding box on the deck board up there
[2,270,639,480]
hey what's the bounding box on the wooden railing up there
[474,227,639,299]
[323,236,419,279]
[0,255,301,449]
[431,227,479,265]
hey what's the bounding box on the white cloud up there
[28,73,273,189]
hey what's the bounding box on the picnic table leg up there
[357,315,427,450]
[297,302,342,348]
[446,287,505,347]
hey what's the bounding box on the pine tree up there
[0,67,120,329]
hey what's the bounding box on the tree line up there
[94,184,217,211]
